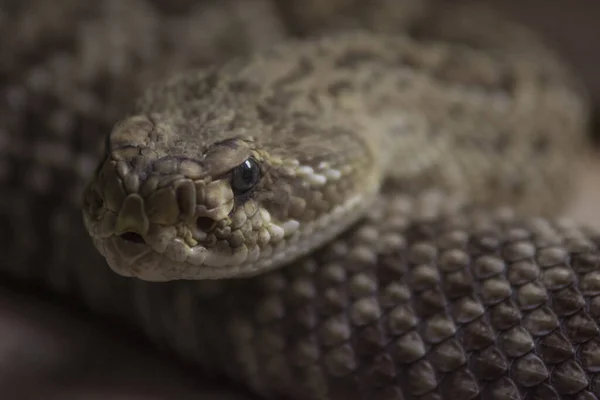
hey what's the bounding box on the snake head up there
[82,109,377,281]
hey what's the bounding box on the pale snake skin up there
[3,2,600,400]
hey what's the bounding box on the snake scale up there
[2,0,600,399]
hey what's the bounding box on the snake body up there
[2,1,600,399]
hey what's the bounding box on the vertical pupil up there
[241,160,253,183]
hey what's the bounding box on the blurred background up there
[0,0,598,398]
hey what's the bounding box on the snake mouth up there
[87,194,372,283]
[82,193,298,281]
[83,189,371,282]
[120,232,146,244]
[91,230,237,282]
[89,226,305,282]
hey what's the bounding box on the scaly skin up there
[83,32,587,281]
[5,188,600,399]
[1,2,599,400]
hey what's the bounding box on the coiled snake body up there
[3,3,600,400]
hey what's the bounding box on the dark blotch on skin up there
[511,177,526,197]
[500,71,518,94]
[327,80,353,96]
[182,71,221,99]
[257,90,300,124]
[273,57,315,88]
[532,135,551,154]
[494,133,511,154]
[228,79,259,94]
[255,104,278,124]
[335,49,382,69]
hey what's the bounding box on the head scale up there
[82,106,378,281]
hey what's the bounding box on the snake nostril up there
[120,232,146,244]
[196,217,216,232]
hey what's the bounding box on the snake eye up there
[231,158,260,195]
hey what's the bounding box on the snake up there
[3,1,600,399]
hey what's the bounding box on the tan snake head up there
[82,105,380,281]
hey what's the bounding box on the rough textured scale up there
[1,1,599,399]
[83,31,588,281]
[118,194,600,399]
[6,189,600,400]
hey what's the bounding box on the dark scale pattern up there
[93,193,600,400]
